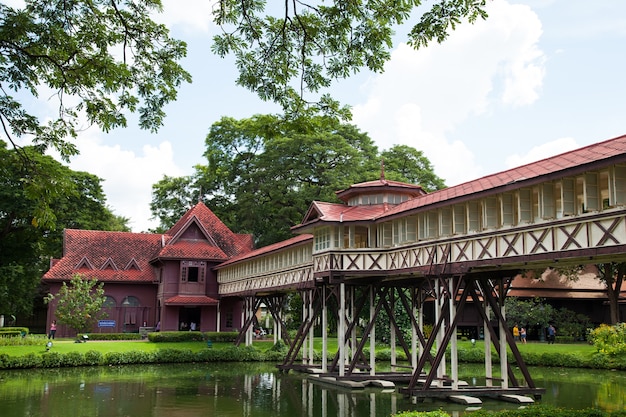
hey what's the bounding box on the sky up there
[28,0,626,232]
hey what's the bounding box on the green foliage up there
[460,405,626,417]
[151,115,445,245]
[84,350,103,366]
[0,144,129,317]
[147,331,238,343]
[45,274,106,334]
[0,333,46,347]
[0,0,190,153]
[505,297,554,329]
[1,0,190,229]
[212,0,487,118]
[589,323,626,356]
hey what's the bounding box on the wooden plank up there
[499,394,535,404]
[448,395,482,405]
[364,380,395,389]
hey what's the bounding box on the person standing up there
[48,320,57,340]
[513,324,520,341]
[520,327,527,344]
[547,324,556,344]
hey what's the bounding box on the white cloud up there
[69,131,187,232]
[157,0,215,34]
[352,0,545,186]
[504,137,579,168]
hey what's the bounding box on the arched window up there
[121,296,141,325]
[103,295,116,308]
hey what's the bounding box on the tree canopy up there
[212,0,488,117]
[150,114,445,247]
[0,143,128,318]
[0,0,190,227]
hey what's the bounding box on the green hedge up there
[452,345,626,371]
[0,344,279,369]
[147,331,238,343]
[394,405,626,417]
[0,327,29,337]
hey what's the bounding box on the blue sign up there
[98,320,116,328]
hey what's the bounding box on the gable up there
[100,257,118,270]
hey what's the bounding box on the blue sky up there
[45,0,626,232]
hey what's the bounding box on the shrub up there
[84,350,103,366]
[589,323,626,356]
[104,351,156,365]
[153,348,196,363]
[60,351,85,367]
[0,327,29,336]
[148,331,205,343]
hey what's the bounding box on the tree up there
[0,143,129,318]
[45,274,106,334]
[381,145,446,191]
[150,114,446,246]
[212,0,488,117]
[504,297,553,336]
[0,0,190,227]
[549,263,624,325]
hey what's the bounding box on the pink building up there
[43,202,253,337]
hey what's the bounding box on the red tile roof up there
[335,178,426,202]
[44,202,255,283]
[165,202,253,258]
[293,134,626,229]
[164,295,218,305]
[382,133,626,218]
[43,229,162,282]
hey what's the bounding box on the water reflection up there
[0,363,624,417]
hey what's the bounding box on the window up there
[468,201,481,232]
[584,173,600,211]
[561,178,576,216]
[484,197,498,229]
[314,227,330,252]
[518,188,532,223]
[501,193,515,226]
[181,261,206,282]
[354,226,368,248]
[406,216,417,242]
[441,208,452,236]
[103,295,116,308]
[541,183,555,219]
[122,296,140,325]
[419,212,438,239]
[188,267,199,282]
[380,222,392,247]
[612,165,626,206]
[453,205,466,234]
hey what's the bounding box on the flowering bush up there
[589,323,626,356]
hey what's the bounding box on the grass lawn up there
[0,337,267,357]
[0,336,597,361]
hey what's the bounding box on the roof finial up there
[380,158,385,181]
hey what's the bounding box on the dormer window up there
[181,261,206,283]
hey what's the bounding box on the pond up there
[1,362,624,417]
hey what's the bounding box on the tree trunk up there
[603,263,624,325]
